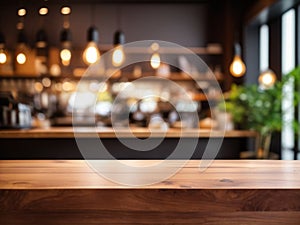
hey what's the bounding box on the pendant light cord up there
[116,5,121,30]
[91,4,95,26]
[63,10,70,29]
[0,10,2,30]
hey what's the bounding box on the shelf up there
[0,72,224,82]
[0,127,257,139]
[95,44,223,55]
[192,93,222,101]
[108,72,224,82]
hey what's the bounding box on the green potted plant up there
[219,66,300,158]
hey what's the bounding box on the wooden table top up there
[1,160,300,189]
[0,127,258,138]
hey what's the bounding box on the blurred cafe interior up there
[2,1,300,225]
[0,0,300,160]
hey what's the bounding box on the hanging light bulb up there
[17,7,26,30]
[60,47,72,66]
[15,6,29,65]
[59,6,72,66]
[35,29,48,67]
[16,30,29,65]
[112,30,125,67]
[36,29,47,49]
[61,6,71,15]
[16,52,26,64]
[0,49,7,64]
[36,6,48,50]
[150,42,161,69]
[229,43,246,77]
[83,42,100,65]
[35,5,49,75]
[150,53,161,69]
[0,32,8,64]
[112,46,125,67]
[39,6,48,16]
[258,69,277,89]
[230,55,246,77]
[60,28,72,66]
[82,26,100,65]
[17,7,26,17]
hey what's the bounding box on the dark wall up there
[244,25,259,85]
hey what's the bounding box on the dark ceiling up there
[0,0,253,6]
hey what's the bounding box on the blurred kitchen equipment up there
[0,92,32,129]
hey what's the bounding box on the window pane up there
[282,9,296,159]
[259,24,269,72]
[282,9,296,74]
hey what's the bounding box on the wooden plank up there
[1,211,300,225]
[1,160,300,224]
[0,127,258,139]
[0,189,300,224]
[1,160,300,189]
[1,189,300,212]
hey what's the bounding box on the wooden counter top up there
[1,160,299,189]
[0,127,258,138]
[1,160,300,224]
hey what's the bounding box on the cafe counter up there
[0,126,257,138]
[0,127,257,159]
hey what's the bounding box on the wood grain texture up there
[1,160,300,224]
[1,211,300,225]
[1,190,300,224]
[0,127,258,139]
[1,160,300,189]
